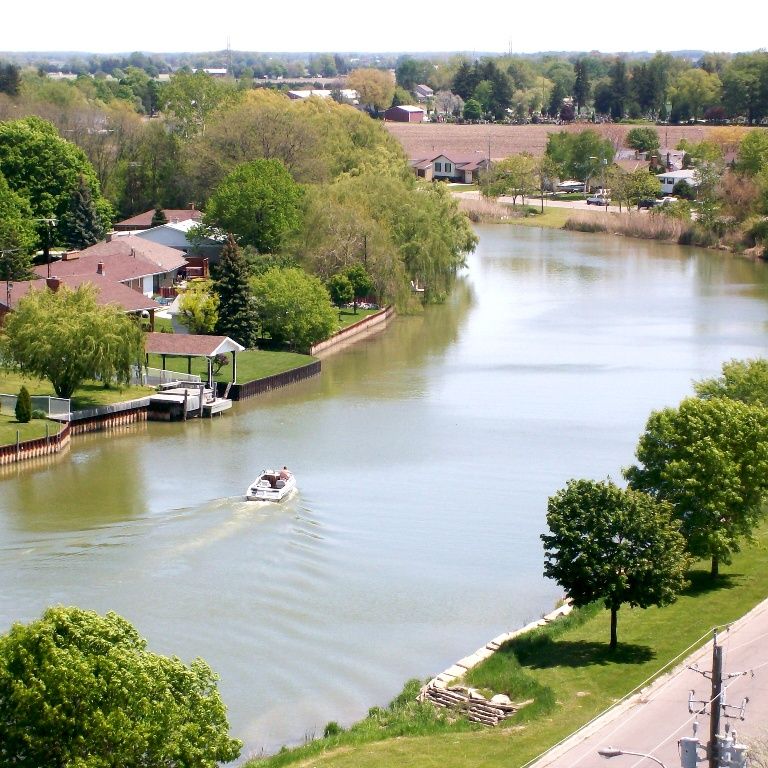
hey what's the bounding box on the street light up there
[598,747,668,768]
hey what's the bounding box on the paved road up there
[453,189,632,214]
[530,599,768,768]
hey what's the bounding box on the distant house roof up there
[34,237,186,284]
[144,332,245,357]
[414,84,434,97]
[392,105,424,113]
[409,151,489,172]
[78,237,187,274]
[114,208,202,231]
[1,276,160,313]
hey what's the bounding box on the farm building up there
[384,105,425,123]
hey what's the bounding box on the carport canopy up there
[144,332,245,384]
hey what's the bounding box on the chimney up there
[97,261,105,275]
[46,277,60,291]
[189,202,195,210]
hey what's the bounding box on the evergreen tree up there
[609,57,629,121]
[15,386,32,424]
[213,235,258,348]
[0,63,21,96]
[573,59,591,113]
[150,204,169,227]
[58,174,106,250]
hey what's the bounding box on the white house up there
[657,169,698,195]
[131,220,222,259]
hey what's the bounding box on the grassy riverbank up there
[146,348,315,383]
[0,411,60,443]
[0,372,152,411]
[247,522,768,768]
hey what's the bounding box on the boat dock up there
[148,383,232,420]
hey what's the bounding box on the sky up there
[1,0,764,55]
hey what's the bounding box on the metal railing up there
[0,393,71,417]
[133,367,202,387]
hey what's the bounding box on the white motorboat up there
[245,469,296,502]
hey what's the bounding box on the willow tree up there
[1,283,144,398]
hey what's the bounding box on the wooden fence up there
[216,361,321,401]
[0,422,71,466]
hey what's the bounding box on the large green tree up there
[252,266,337,352]
[0,116,112,239]
[542,479,689,650]
[625,396,768,577]
[626,127,660,154]
[204,159,303,253]
[158,70,239,138]
[0,171,36,280]
[212,235,258,348]
[481,153,537,204]
[1,283,144,398]
[694,358,768,408]
[545,129,615,185]
[0,606,241,767]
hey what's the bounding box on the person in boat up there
[279,467,291,480]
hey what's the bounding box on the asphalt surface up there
[529,598,768,768]
[453,189,630,214]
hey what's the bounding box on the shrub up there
[672,180,696,200]
[745,217,768,247]
[323,721,343,738]
[15,385,31,423]
[31,409,47,420]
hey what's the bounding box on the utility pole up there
[687,630,750,768]
[602,630,751,768]
[708,639,724,768]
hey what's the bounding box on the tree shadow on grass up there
[683,570,740,597]
[509,636,655,670]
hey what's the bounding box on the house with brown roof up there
[113,207,202,232]
[410,152,490,184]
[1,276,161,328]
[36,237,187,297]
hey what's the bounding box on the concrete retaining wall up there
[310,306,394,356]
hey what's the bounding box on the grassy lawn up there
[249,523,768,768]
[0,411,60,444]
[508,206,573,229]
[0,371,153,412]
[146,348,315,384]
[336,307,381,330]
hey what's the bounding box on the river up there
[2,225,768,758]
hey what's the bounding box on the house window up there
[445,163,452,173]
[435,162,442,172]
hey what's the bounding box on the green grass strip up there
[247,524,768,768]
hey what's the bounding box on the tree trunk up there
[610,605,618,650]
[711,556,719,578]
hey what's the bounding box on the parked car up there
[586,195,609,206]
[637,198,661,209]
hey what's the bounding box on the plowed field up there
[384,121,741,161]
